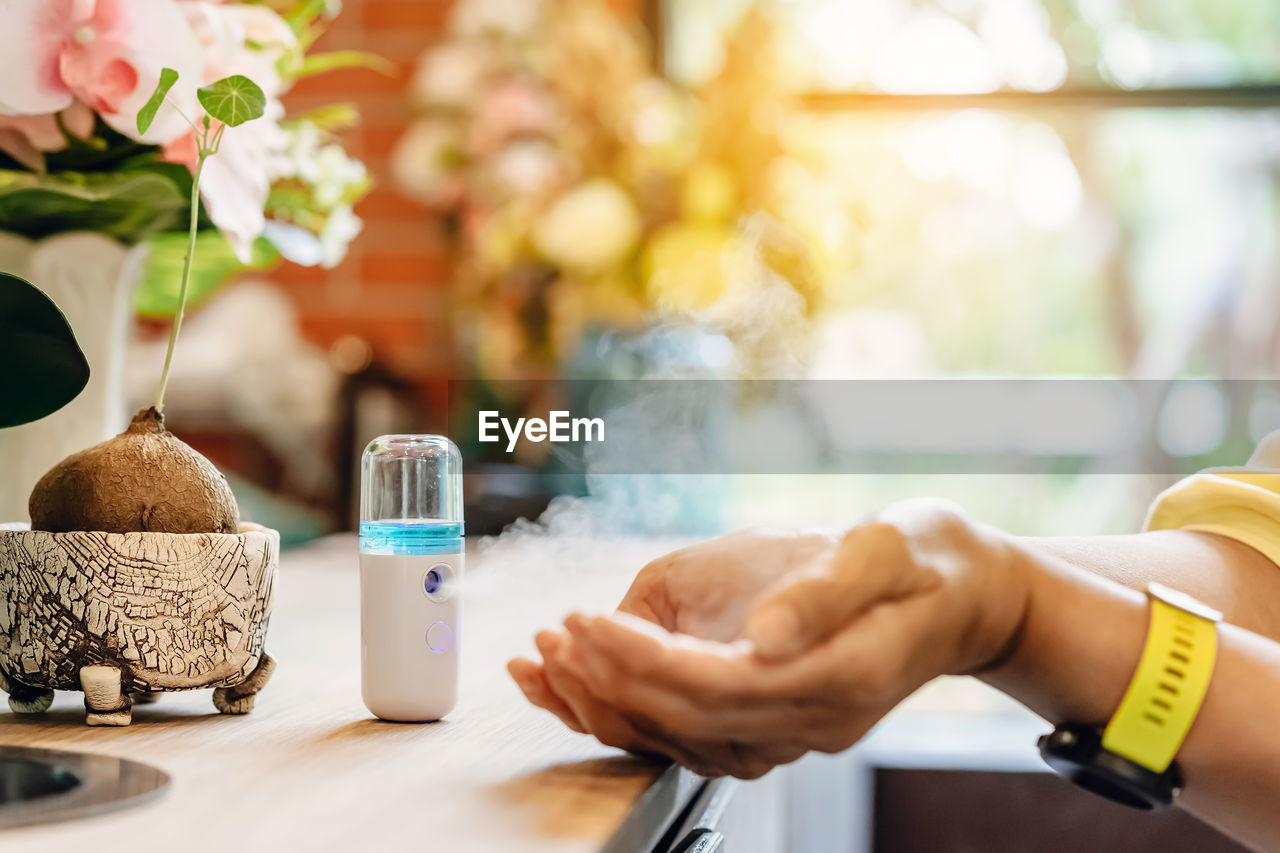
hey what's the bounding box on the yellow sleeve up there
[1144,431,1280,568]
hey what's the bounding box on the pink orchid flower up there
[0,0,202,144]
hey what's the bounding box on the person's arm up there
[1019,531,1280,640]
[984,541,1280,852]
[517,500,1280,851]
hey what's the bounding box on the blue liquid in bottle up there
[359,520,464,556]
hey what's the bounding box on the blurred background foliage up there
[668,0,1280,91]
[663,0,1280,381]
[136,0,1280,540]
[655,0,1280,533]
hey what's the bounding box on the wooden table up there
[0,535,731,852]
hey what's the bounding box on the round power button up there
[426,620,452,653]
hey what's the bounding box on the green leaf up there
[39,118,147,174]
[197,75,267,127]
[284,0,330,32]
[287,102,359,133]
[296,50,394,78]
[136,67,180,136]
[265,187,315,218]
[0,169,189,244]
[0,272,90,428]
[135,232,279,318]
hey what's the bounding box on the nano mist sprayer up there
[359,435,463,722]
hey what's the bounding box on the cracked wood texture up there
[0,525,276,693]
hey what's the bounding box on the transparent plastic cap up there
[359,435,463,555]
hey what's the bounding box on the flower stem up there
[154,153,206,413]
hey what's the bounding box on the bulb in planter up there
[0,68,280,727]
[360,435,463,722]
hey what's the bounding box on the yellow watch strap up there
[1101,583,1221,773]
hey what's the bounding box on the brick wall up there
[276,0,647,397]
[277,0,456,398]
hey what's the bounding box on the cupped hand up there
[508,527,841,742]
[610,526,844,640]
[510,500,1030,778]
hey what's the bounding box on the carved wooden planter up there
[0,522,277,726]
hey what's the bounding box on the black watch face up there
[1038,725,1180,811]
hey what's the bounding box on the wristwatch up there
[1038,583,1221,810]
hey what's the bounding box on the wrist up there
[863,500,1035,677]
[979,543,1150,726]
[954,522,1034,676]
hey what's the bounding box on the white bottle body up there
[360,551,462,722]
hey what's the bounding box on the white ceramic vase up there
[0,232,145,523]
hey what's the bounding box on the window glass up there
[666,0,1280,92]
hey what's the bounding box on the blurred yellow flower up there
[396,0,838,375]
[681,162,738,222]
[532,178,642,272]
[644,221,737,313]
[475,201,533,271]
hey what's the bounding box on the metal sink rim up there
[0,745,170,830]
